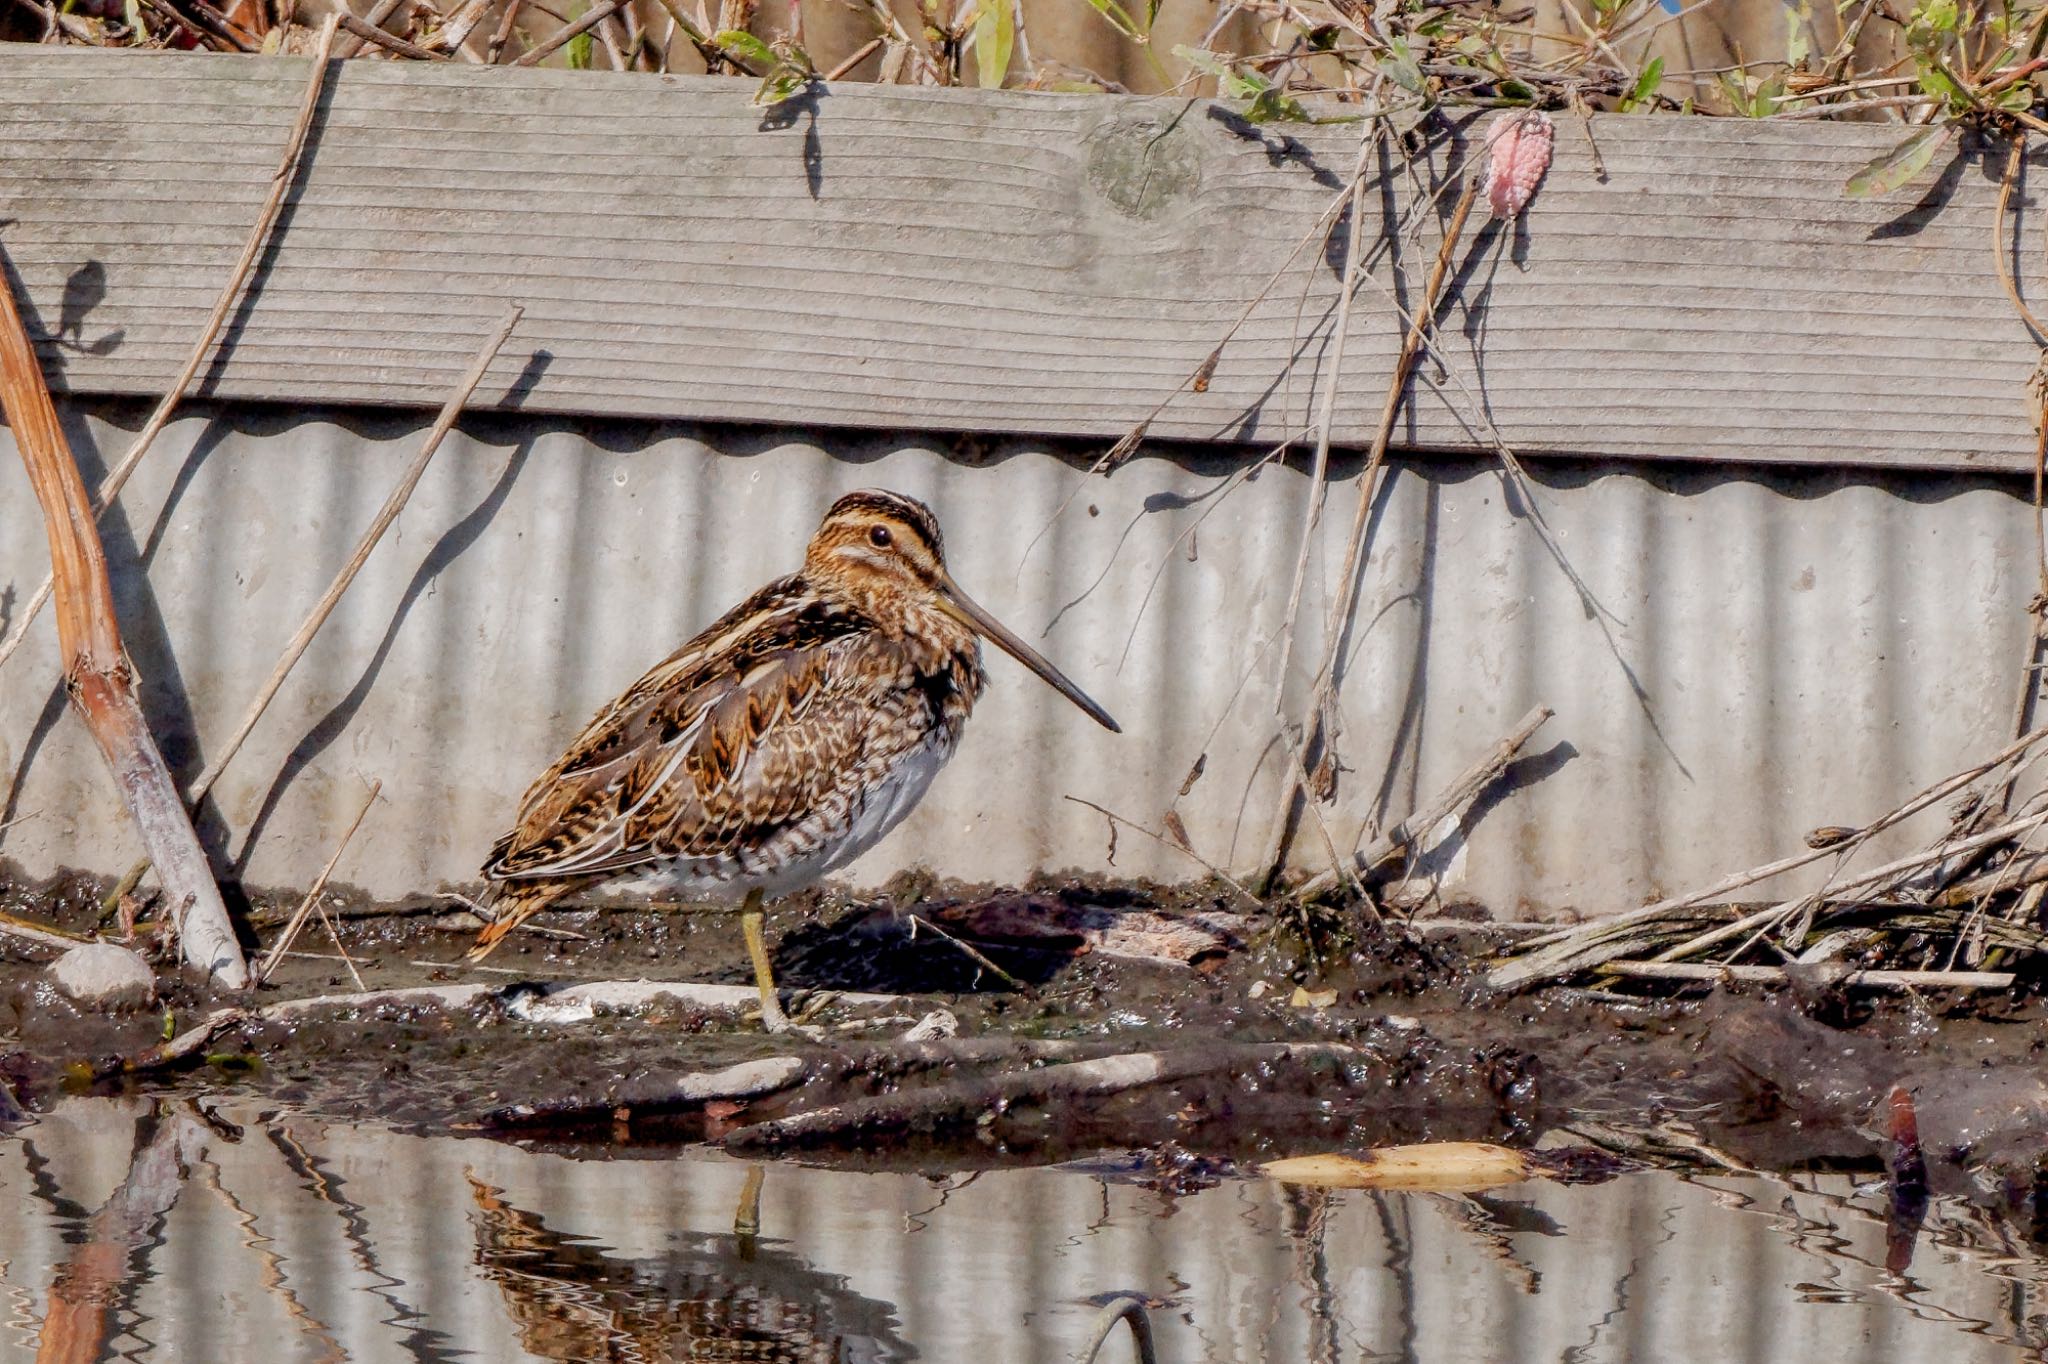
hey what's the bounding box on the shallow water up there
[2,1097,2045,1363]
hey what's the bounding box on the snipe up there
[469,489,1119,1033]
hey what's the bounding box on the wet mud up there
[5,870,2048,1207]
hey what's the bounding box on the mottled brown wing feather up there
[482,579,901,884]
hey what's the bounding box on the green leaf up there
[567,26,593,68]
[1620,55,1663,111]
[711,27,776,66]
[971,0,1014,90]
[1917,0,1957,32]
[1380,35,1425,94]
[1916,63,1965,106]
[1844,126,1944,197]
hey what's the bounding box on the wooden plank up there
[0,46,2039,471]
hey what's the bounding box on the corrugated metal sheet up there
[0,402,2034,914]
[0,1097,2038,1360]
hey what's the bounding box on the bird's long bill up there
[936,575,1121,733]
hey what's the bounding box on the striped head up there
[804,489,1119,732]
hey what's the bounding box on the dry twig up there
[254,779,381,985]
[0,243,248,988]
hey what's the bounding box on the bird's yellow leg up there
[733,1164,764,1261]
[739,888,790,1033]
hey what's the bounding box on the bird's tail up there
[466,880,577,962]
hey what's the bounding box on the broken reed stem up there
[0,242,249,989]
[428,0,495,52]
[185,305,521,809]
[1648,808,2048,965]
[0,13,343,677]
[1513,722,2048,954]
[1297,703,1552,898]
[511,0,625,65]
[1602,961,2014,991]
[254,779,381,985]
[1265,131,1379,719]
[1260,174,1483,890]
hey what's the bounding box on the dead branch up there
[263,977,911,1019]
[429,0,496,51]
[475,1054,812,1129]
[0,245,248,988]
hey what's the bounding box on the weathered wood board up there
[0,46,2040,470]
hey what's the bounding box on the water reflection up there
[1,1098,2047,1361]
[467,1173,912,1361]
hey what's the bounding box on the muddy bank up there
[3,872,2047,1208]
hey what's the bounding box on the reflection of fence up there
[0,1097,2041,1361]
[0,52,2042,916]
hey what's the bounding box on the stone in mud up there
[47,943,155,1011]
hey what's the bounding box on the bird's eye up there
[869,525,892,548]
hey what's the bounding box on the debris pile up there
[1488,724,2048,997]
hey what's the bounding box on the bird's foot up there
[757,995,828,1042]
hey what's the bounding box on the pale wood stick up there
[0,244,248,988]
[1298,704,1553,898]
[185,305,521,808]
[1603,960,2013,991]
[0,14,344,676]
[254,779,380,984]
